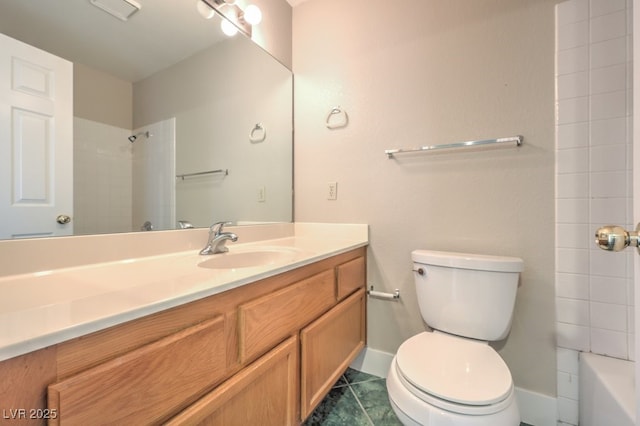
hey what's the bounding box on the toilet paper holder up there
[367,285,400,301]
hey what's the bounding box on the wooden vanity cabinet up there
[300,274,366,418]
[48,316,227,425]
[0,247,366,425]
[166,336,299,426]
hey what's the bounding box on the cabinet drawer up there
[167,336,298,426]
[48,316,226,425]
[337,256,365,300]
[300,288,366,419]
[239,269,335,363]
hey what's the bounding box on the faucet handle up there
[210,221,232,235]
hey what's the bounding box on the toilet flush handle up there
[413,267,425,276]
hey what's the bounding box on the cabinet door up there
[337,256,366,300]
[48,316,226,425]
[167,336,298,426]
[300,289,366,419]
[238,269,335,363]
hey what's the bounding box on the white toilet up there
[387,250,524,426]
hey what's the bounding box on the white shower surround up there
[555,0,633,424]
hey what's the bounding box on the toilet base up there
[387,356,520,426]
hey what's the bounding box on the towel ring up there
[326,106,348,129]
[249,123,266,143]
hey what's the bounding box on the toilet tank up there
[412,250,523,341]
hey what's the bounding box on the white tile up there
[589,117,628,146]
[589,248,628,278]
[558,71,589,99]
[556,273,590,299]
[590,90,627,121]
[590,37,628,69]
[557,173,589,198]
[628,333,636,361]
[589,170,627,198]
[557,45,589,75]
[591,301,627,331]
[590,0,626,18]
[557,371,580,400]
[557,347,580,374]
[557,396,580,424]
[557,0,589,25]
[590,197,627,224]
[590,11,627,43]
[556,223,590,248]
[557,248,590,274]
[557,20,589,51]
[557,198,589,223]
[558,97,589,124]
[590,64,627,94]
[628,306,634,334]
[557,322,590,350]
[589,144,627,172]
[590,275,629,304]
[590,327,628,357]
[557,122,589,149]
[557,148,589,174]
[557,298,590,325]
[627,278,634,306]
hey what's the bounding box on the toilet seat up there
[395,332,514,415]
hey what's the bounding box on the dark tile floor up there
[304,368,533,426]
[303,368,402,426]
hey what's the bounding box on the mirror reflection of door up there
[0,33,73,239]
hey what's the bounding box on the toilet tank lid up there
[412,250,523,272]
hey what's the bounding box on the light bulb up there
[196,0,215,19]
[221,18,238,36]
[243,4,262,25]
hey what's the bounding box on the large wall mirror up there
[0,0,293,239]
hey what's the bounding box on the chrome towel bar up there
[176,169,229,180]
[385,135,523,158]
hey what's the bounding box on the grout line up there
[347,383,374,426]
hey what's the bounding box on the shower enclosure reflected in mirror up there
[0,1,293,239]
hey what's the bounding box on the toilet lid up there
[396,332,513,406]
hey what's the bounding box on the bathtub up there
[579,352,635,426]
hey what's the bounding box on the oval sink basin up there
[198,247,305,270]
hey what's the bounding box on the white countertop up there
[0,223,368,361]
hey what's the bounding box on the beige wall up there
[292,0,557,396]
[73,63,132,129]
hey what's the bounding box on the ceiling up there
[0,0,227,82]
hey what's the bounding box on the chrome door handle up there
[56,214,71,225]
[595,224,640,253]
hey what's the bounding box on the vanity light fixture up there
[196,0,216,19]
[90,0,141,21]
[198,0,262,37]
[243,4,262,25]
[221,15,240,37]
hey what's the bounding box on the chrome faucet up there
[199,221,238,255]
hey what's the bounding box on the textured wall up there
[293,0,557,396]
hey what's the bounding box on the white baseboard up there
[351,347,558,426]
[515,387,558,426]
[350,346,394,378]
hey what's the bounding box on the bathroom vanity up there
[0,224,367,425]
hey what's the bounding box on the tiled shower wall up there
[74,117,133,235]
[555,0,633,424]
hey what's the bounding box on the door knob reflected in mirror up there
[56,215,71,225]
[595,224,640,253]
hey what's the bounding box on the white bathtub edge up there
[351,346,558,426]
[579,352,635,426]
